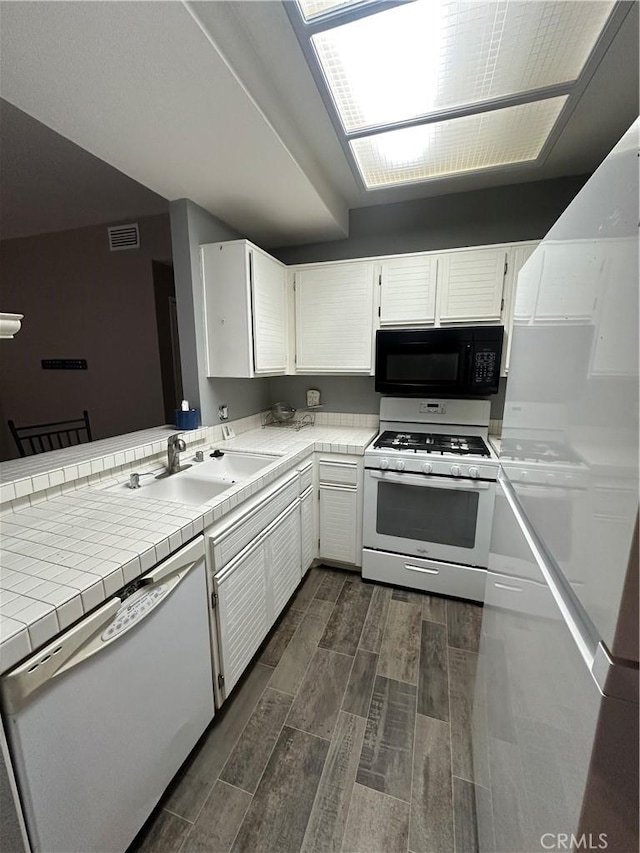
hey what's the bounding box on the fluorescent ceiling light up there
[312,0,614,133]
[350,96,568,188]
[297,0,366,22]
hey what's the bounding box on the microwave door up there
[380,341,467,393]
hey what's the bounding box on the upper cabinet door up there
[201,240,287,377]
[438,248,507,322]
[251,248,287,375]
[295,261,376,373]
[534,241,603,322]
[380,254,438,325]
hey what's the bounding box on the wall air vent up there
[108,223,140,251]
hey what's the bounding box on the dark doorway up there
[152,261,183,424]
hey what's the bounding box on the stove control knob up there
[396,460,406,471]
[421,463,432,475]
[450,464,461,477]
[380,458,389,470]
[468,466,479,479]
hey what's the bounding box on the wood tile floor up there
[132,566,484,853]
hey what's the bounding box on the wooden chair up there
[8,410,93,457]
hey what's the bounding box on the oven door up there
[364,468,496,568]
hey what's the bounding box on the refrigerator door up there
[502,120,639,657]
[474,481,638,852]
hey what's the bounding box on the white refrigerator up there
[473,119,639,852]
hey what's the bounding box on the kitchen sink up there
[192,451,275,480]
[107,451,275,506]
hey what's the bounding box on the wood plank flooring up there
[132,566,485,853]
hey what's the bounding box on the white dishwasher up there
[0,535,214,853]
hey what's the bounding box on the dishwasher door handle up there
[1,597,122,715]
[141,536,205,584]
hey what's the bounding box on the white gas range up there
[362,398,499,602]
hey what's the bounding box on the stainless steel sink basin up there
[107,451,275,506]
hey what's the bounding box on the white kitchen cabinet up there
[320,486,358,565]
[267,502,302,619]
[502,242,539,374]
[294,260,376,373]
[201,239,287,377]
[300,485,316,573]
[379,253,438,326]
[512,244,544,323]
[213,536,269,695]
[318,455,363,567]
[438,247,507,323]
[534,241,604,322]
[590,238,637,376]
[212,498,301,698]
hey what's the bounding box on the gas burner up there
[373,430,490,457]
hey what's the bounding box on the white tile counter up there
[0,419,377,674]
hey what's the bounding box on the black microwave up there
[375,326,503,396]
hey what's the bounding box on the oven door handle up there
[367,470,491,490]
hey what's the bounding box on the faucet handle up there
[168,432,186,452]
[195,450,204,462]
[128,473,141,489]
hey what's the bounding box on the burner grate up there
[373,430,490,457]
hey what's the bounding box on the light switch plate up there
[221,424,235,440]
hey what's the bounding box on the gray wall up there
[0,214,171,460]
[170,199,271,425]
[271,175,588,264]
[269,374,507,420]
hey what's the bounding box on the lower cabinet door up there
[266,502,302,619]
[320,485,358,564]
[214,539,269,696]
[300,486,316,573]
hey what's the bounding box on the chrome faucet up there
[167,433,186,474]
[128,472,141,489]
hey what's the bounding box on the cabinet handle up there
[404,564,439,575]
[494,582,522,593]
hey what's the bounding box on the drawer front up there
[211,476,299,570]
[319,458,359,486]
[362,548,485,602]
[298,460,313,493]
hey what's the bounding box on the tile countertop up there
[0,423,377,675]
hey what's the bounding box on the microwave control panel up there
[472,347,498,385]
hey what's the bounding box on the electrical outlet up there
[218,404,229,421]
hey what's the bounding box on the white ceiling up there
[0,0,638,247]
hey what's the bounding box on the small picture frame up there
[221,424,236,440]
[306,388,321,408]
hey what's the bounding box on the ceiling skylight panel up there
[350,97,568,188]
[311,1,614,133]
[297,0,367,22]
